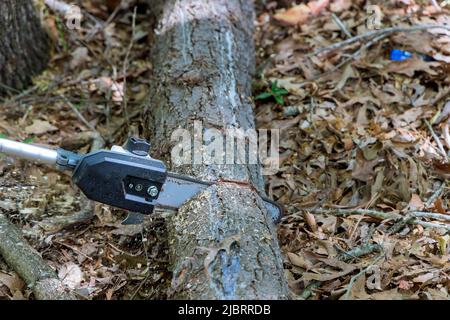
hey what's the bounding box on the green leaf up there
[273,88,289,95]
[271,80,279,91]
[255,92,273,100]
[23,138,34,144]
[275,95,285,106]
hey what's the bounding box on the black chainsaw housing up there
[72,150,167,214]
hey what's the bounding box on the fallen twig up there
[308,208,450,231]
[387,213,414,234]
[410,211,450,221]
[60,95,105,149]
[335,33,389,68]
[425,119,449,162]
[60,94,99,134]
[130,269,151,300]
[426,181,446,208]
[121,6,138,129]
[414,220,450,231]
[309,207,398,219]
[311,24,450,56]
[314,33,390,81]
[342,254,384,300]
[362,224,375,246]
[332,13,352,38]
[339,243,382,262]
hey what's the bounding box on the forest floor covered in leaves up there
[0,0,449,299]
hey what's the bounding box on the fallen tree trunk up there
[145,0,289,299]
[0,214,76,300]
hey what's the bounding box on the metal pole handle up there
[0,138,58,165]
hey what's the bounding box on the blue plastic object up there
[390,49,413,61]
[389,49,435,62]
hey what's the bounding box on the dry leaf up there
[274,5,311,25]
[342,274,370,300]
[384,57,441,77]
[407,194,424,211]
[303,211,318,232]
[366,5,383,30]
[330,0,352,12]
[25,120,58,135]
[370,288,418,300]
[392,107,423,128]
[433,198,446,214]
[270,77,306,96]
[398,279,413,290]
[422,288,449,300]
[308,0,330,15]
[0,272,25,296]
[288,252,314,269]
[351,149,382,182]
[273,0,329,25]
[70,47,90,69]
[111,224,144,236]
[412,272,435,283]
[302,257,356,282]
[58,262,84,289]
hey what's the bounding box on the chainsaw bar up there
[123,172,283,225]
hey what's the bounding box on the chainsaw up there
[0,136,283,224]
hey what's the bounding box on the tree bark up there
[145,0,289,299]
[0,0,50,94]
[0,214,76,300]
